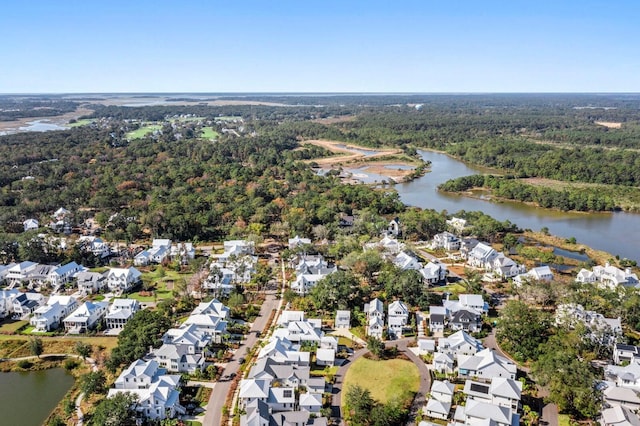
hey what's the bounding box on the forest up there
[0,93,639,241]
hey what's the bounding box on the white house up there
[459,294,489,315]
[0,289,20,319]
[457,348,517,381]
[424,380,455,420]
[592,263,639,289]
[110,359,184,421]
[463,377,522,411]
[49,261,85,288]
[614,344,640,365]
[388,300,409,338]
[335,310,351,329]
[420,261,448,285]
[437,330,483,359]
[513,266,554,286]
[30,295,78,332]
[433,352,455,374]
[365,298,385,339]
[466,242,497,268]
[105,299,141,330]
[63,301,109,333]
[6,261,38,285]
[76,271,107,294]
[601,406,640,426]
[432,231,461,252]
[606,363,640,390]
[77,236,111,258]
[429,306,448,333]
[452,398,518,426]
[604,386,640,411]
[23,218,39,232]
[106,267,142,294]
[393,251,422,271]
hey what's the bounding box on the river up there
[0,368,74,426]
[396,150,640,262]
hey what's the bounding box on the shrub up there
[17,359,33,369]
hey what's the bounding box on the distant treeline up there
[438,174,617,212]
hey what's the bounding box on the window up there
[283,389,293,398]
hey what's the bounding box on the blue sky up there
[1,0,639,93]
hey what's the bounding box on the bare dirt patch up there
[301,139,401,164]
[595,121,622,129]
[311,115,356,125]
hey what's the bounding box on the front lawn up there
[342,356,419,406]
[0,319,28,334]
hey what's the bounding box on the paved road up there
[202,290,280,426]
[330,348,368,424]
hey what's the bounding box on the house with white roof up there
[192,298,230,319]
[105,298,141,330]
[604,386,640,411]
[23,218,39,232]
[76,271,106,294]
[432,231,461,252]
[488,253,525,279]
[63,301,108,333]
[239,379,271,408]
[365,298,385,339]
[30,295,78,332]
[437,330,483,359]
[601,405,640,426]
[134,239,172,266]
[424,380,455,420]
[299,392,323,413]
[592,263,639,289]
[576,268,598,284]
[458,294,488,315]
[433,352,455,374]
[465,242,497,268]
[388,300,409,338]
[452,398,519,426]
[363,235,404,254]
[170,242,195,263]
[605,363,640,390]
[6,261,38,285]
[183,314,228,343]
[420,261,448,285]
[335,310,350,329]
[393,251,422,271]
[152,342,205,374]
[106,267,142,294]
[513,265,554,286]
[110,359,184,421]
[457,348,517,381]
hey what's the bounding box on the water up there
[0,368,74,426]
[396,150,640,262]
[18,120,68,132]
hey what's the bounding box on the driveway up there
[201,290,280,426]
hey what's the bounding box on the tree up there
[367,336,385,359]
[80,370,106,396]
[29,336,43,358]
[90,392,138,426]
[344,385,375,426]
[75,341,92,361]
[495,300,550,362]
[310,270,363,313]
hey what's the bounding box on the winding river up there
[395,150,640,262]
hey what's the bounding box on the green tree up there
[80,370,106,396]
[495,300,550,362]
[29,336,43,358]
[367,336,385,359]
[74,341,92,361]
[344,385,375,426]
[90,392,138,426]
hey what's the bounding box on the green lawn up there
[127,268,191,302]
[342,357,419,406]
[434,282,467,295]
[558,414,571,426]
[0,320,28,334]
[200,127,219,140]
[126,124,162,140]
[68,119,94,127]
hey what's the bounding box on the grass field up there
[127,268,190,302]
[0,336,118,358]
[0,320,28,334]
[342,357,419,406]
[126,124,162,140]
[200,127,219,140]
[68,119,94,127]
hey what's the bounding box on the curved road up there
[331,338,431,426]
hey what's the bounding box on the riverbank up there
[302,139,427,182]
